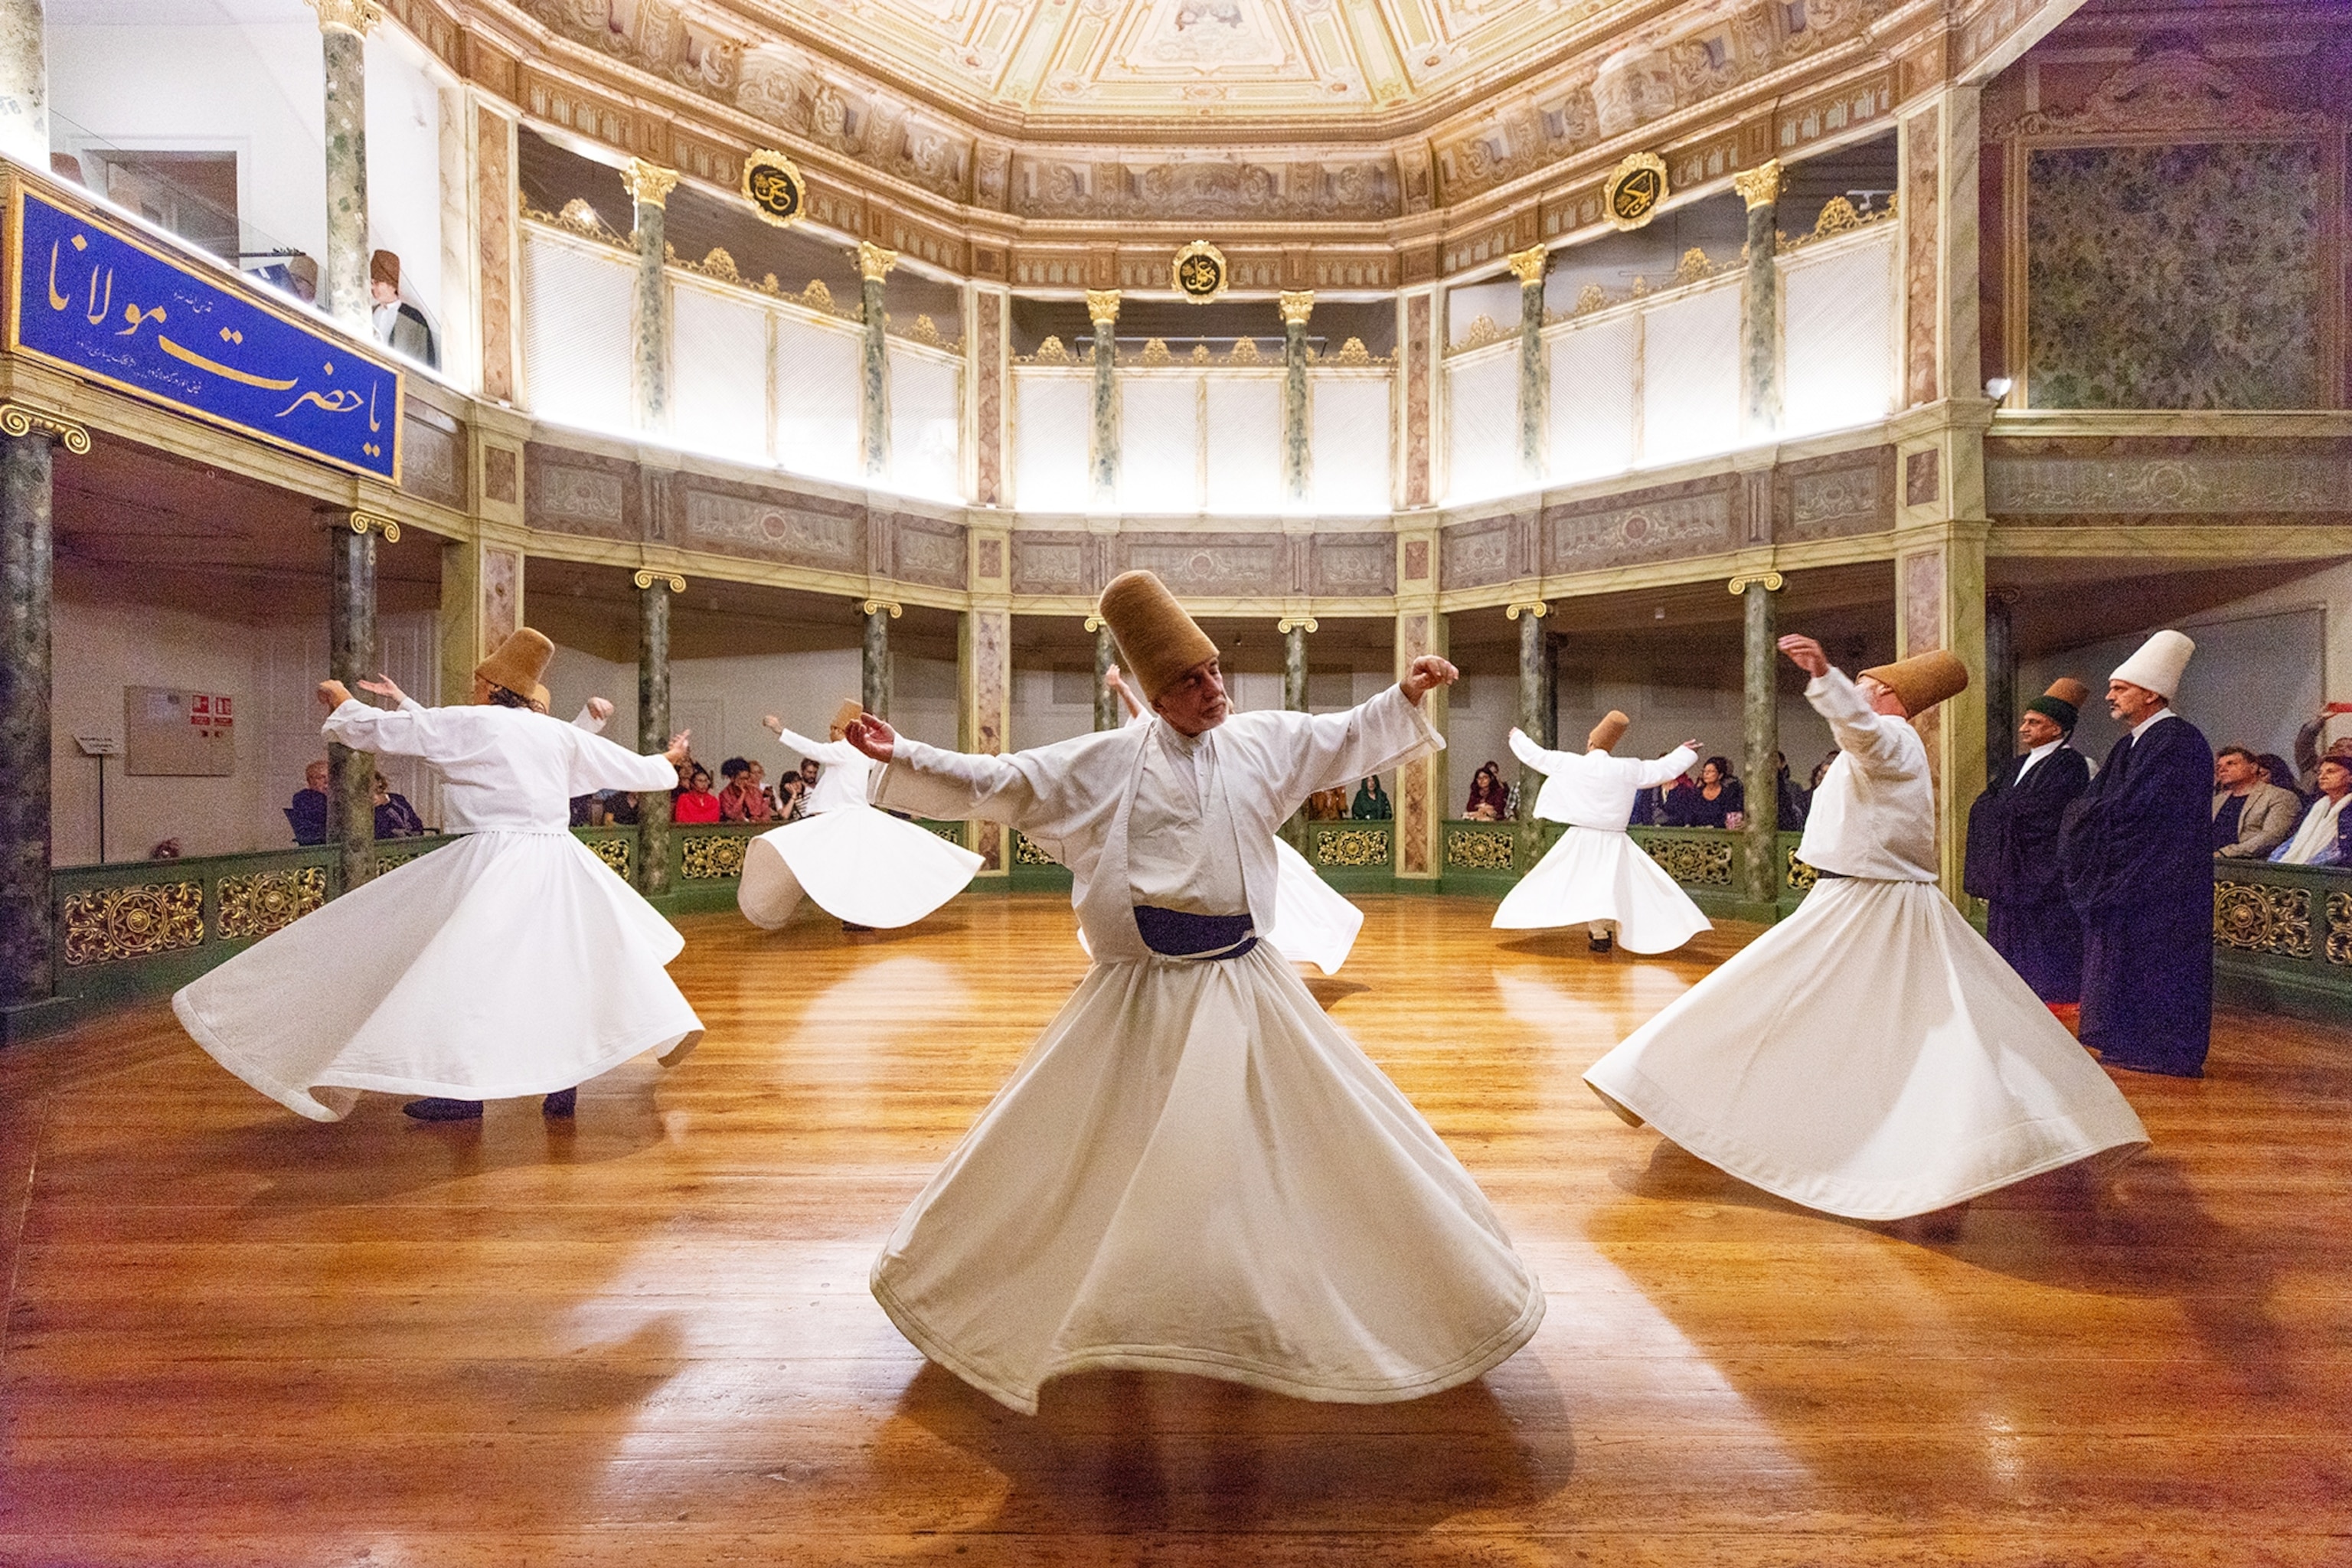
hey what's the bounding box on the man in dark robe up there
[1965,678,2092,1004]
[2060,631,2214,1077]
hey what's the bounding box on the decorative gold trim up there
[61,881,204,967]
[1225,338,1265,364]
[740,149,805,229]
[1452,315,1506,353]
[1024,335,1076,365]
[218,867,326,940]
[586,837,632,879]
[680,832,748,880]
[1137,337,1174,366]
[1278,290,1316,326]
[1506,244,1547,286]
[1316,828,1393,868]
[1277,616,1319,634]
[1083,614,1107,632]
[620,158,679,210]
[1445,827,1516,872]
[633,568,685,592]
[1668,247,1716,286]
[304,0,381,36]
[1728,571,1785,593]
[1604,152,1669,231]
[349,510,401,544]
[1085,289,1122,327]
[860,598,903,618]
[1173,239,1228,304]
[1733,159,1783,211]
[857,241,899,283]
[1504,600,1548,620]
[1328,336,1374,366]
[0,402,92,454]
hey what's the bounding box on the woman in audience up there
[372,773,427,838]
[672,764,722,824]
[1679,756,1744,829]
[2259,753,2307,805]
[1464,761,1510,821]
[2270,757,2351,867]
[718,757,775,823]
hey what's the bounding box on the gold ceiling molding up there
[1998,47,2330,139]
[620,158,679,208]
[1733,158,1782,211]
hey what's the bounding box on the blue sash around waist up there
[1133,905,1259,961]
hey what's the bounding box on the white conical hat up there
[2111,629,2194,699]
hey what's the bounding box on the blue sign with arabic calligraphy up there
[8,185,402,482]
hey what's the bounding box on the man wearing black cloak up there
[1965,677,2092,1004]
[2060,631,2214,1078]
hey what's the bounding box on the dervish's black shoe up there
[841,921,874,933]
[543,1087,578,1118]
[1588,933,1615,954]
[403,1097,484,1122]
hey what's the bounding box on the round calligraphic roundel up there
[1172,240,1229,304]
[1604,152,1669,231]
[741,149,806,228]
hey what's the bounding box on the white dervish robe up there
[1491,730,1712,952]
[173,699,703,1121]
[864,684,1544,1413]
[737,725,981,930]
[1583,668,2148,1220]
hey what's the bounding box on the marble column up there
[1401,291,1434,510]
[1736,573,1781,911]
[329,517,382,893]
[1092,619,1119,733]
[1086,289,1120,507]
[635,571,676,900]
[1394,608,1448,882]
[1508,600,1548,867]
[1734,160,1783,441]
[1985,589,2017,789]
[1508,246,1548,484]
[1895,528,1989,897]
[0,410,83,1024]
[861,599,895,719]
[859,242,897,480]
[623,159,677,433]
[959,604,1010,872]
[1280,292,1313,506]
[310,0,378,334]
[0,0,49,172]
[1540,629,1561,749]
[1280,616,1313,850]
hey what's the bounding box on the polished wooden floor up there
[0,895,2344,1566]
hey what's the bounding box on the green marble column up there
[858,242,897,480]
[861,599,893,719]
[1282,616,1313,850]
[1086,289,1119,506]
[623,160,677,433]
[1508,247,1547,484]
[1093,619,1119,733]
[0,0,50,172]
[1510,601,1548,866]
[1540,629,1561,749]
[1985,589,2017,789]
[1737,573,1781,911]
[315,0,377,335]
[329,518,380,894]
[0,424,62,1020]
[636,573,674,900]
[1736,161,1783,441]
[1280,292,1312,506]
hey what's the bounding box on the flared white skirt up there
[1491,826,1712,953]
[174,831,704,1122]
[1263,837,1365,975]
[871,943,1545,1414]
[739,806,983,930]
[1583,877,2148,1220]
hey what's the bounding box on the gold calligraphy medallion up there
[1603,152,1670,231]
[741,150,806,228]
[1172,240,1228,304]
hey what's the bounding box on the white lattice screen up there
[1445,348,1518,505]
[1308,375,1390,514]
[888,344,962,503]
[521,232,632,436]
[1014,371,1090,512]
[671,283,769,464]
[1782,230,1898,438]
[1639,283,1740,468]
[1547,314,1638,483]
[1120,376,1203,514]
[1204,377,1281,515]
[774,313,861,484]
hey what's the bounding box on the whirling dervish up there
[1583,634,2148,1223]
[1100,662,1365,975]
[737,698,983,933]
[173,629,705,1123]
[1490,710,1712,955]
[848,570,1543,1415]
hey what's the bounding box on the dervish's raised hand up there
[358,674,408,707]
[845,714,897,763]
[664,730,692,767]
[1777,635,1831,678]
[316,679,353,710]
[762,714,783,735]
[1683,740,1704,754]
[586,697,615,724]
[1400,655,1460,705]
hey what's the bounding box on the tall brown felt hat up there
[1859,649,1969,717]
[475,628,554,699]
[1097,570,1217,703]
[828,698,864,740]
[1586,710,1630,752]
[369,248,400,289]
[2026,677,2087,730]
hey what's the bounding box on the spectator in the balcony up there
[1772,752,1807,830]
[1463,761,1509,822]
[2292,705,2352,794]
[2257,753,2305,803]
[286,760,330,844]
[369,250,437,368]
[776,770,810,822]
[2211,745,2300,860]
[672,764,722,824]
[372,773,427,838]
[718,757,776,823]
[2270,757,2352,867]
[1351,774,1392,820]
[1676,756,1744,829]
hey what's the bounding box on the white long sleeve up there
[321,699,675,832]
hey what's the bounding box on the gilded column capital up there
[621,159,679,209]
[0,403,91,454]
[859,598,903,619]
[1506,244,1548,286]
[633,568,686,593]
[1277,615,1319,634]
[1086,289,1122,327]
[858,242,900,283]
[1504,599,1549,621]
[1278,291,1315,327]
[305,0,382,37]
[1727,570,1785,594]
[348,510,402,543]
[1733,159,1783,211]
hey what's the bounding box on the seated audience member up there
[2212,745,2300,859]
[1351,775,1392,820]
[286,760,330,844]
[2270,757,2352,867]
[1306,786,1348,821]
[570,793,596,828]
[776,772,810,822]
[1808,752,1838,792]
[673,765,722,824]
[1463,761,1510,822]
[717,758,775,823]
[1680,756,1744,830]
[2258,753,2306,804]
[1773,750,1806,830]
[149,838,182,860]
[596,790,640,827]
[372,774,427,838]
[2292,706,2352,794]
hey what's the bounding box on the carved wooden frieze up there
[1119,534,1289,594]
[680,483,866,570]
[1985,453,2352,517]
[1311,536,1396,598]
[1778,448,1896,541]
[400,413,464,508]
[1010,532,1092,596]
[887,512,969,590]
[1439,514,1517,590]
[526,445,636,541]
[1544,479,1736,573]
